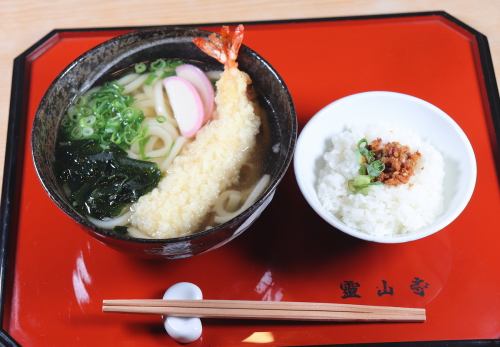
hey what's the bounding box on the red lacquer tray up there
[1,12,499,347]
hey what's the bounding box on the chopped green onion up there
[357,138,368,148]
[161,70,177,78]
[350,139,386,194]
[144,59,184,84]
[81,127,94,137]
[60,60,185,150]
[358,165,367,175]
[111,132,122,144]
[68,112,79,122]
[367,160,385,178]
[348,176,369,191]
[60,82,145,150]
[156,116,166,123]
[71,127,83,139]
[79,106,92,117]
[144,72,158,85]
[353,175,371,186]
[80,115,96,127]
[357,138,374,163]
[348,175,377,194]
[150,59,166,71]
[123,129,136,145]
[134,62,147,74]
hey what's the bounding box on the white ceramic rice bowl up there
[294,91,477,243]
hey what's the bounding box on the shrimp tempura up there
[130,25,261,238]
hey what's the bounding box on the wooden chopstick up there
[102,305,423,321]
[103,299,424,315]
[102,299,425,322]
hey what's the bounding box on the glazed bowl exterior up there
[32,27,297,259]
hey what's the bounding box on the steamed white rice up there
[316,125,444,236]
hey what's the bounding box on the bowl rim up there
[32,26,297,244]
[294,90,477,243]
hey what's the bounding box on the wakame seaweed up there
[55,139,161,219]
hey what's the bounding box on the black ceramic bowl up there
[32,27,297,259]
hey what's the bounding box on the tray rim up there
[1,11,499,347]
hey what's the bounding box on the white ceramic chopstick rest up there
[163,282,203,343]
